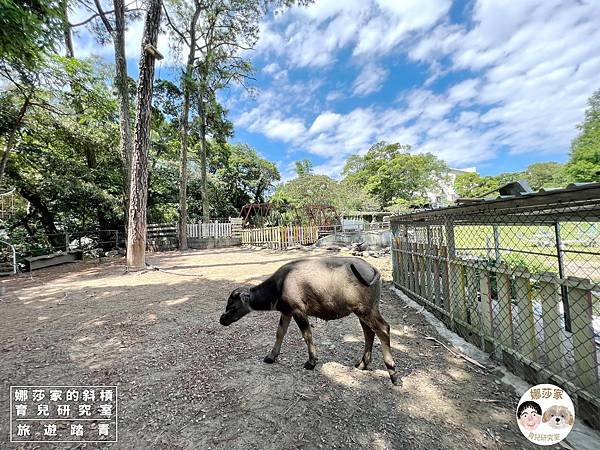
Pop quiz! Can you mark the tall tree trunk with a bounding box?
[199,101,209,223]
[178,6,201,250]
[112,0,133,236]
[0,96,30,184]
[126,0,162,268]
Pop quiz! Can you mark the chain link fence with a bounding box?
[390,183,600,430]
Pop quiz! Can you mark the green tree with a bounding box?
[295,159,313,177]
[0,0,65,70]
[3,58,122,246]
[453,172,503,198]
[272,174,377,213]
[565,89,600,182]
[190,142,280,218]
[521,162,566,190]
[343,141,448,208]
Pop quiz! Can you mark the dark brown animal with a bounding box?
[219,256,401,385]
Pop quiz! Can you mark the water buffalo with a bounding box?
[219,256,401,385]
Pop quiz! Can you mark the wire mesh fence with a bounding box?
[390,183,600,430]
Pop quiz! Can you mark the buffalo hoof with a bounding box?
[303,360,317,370]
[263,354,276,364]
[390,373,402,386]
[355,360,368,370]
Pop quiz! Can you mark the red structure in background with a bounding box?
[239,203,275,225]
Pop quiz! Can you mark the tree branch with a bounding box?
[162,3,190,47]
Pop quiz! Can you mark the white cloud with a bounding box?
[447,78,479,103]
[262,117,306,142]
[352,64,388,96]
[256,0,450,68]
[309,112,342,134]
[262,62,280,74]
[224,0,600,175]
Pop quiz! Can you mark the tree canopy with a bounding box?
[565,89,600,182]
[343,141,448,208]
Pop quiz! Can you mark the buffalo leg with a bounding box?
[363,312,402,386]
[355,319,375,370]
[264,313,291,364]
[294,315,318,370]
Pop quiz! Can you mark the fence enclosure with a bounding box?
[240,225,319,248]
[390,183,600,430]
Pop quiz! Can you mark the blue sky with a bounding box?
[72,0,600,180]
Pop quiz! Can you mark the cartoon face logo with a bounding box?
[542,405,574,430]
[517,401,542,431]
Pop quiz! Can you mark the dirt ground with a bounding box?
[0,247,565,449]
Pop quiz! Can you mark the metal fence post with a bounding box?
[493,224,501,263]
[554,221,572,332]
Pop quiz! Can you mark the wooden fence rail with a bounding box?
[391,228,600,429]
[240,225,319,249]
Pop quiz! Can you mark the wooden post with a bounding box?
[415,242,423,297]
[539,273,564,374]
[496,268,514,350]
[513,268,538,362]
[440,245,450,314]
[449,262,467,323]
[391,227,400,285]
[425,226,434,305]
[419,239,427,299]
[410,242,418,294]
[568,277,600,392]
[400,227,409,288]
[479,269,494,339]
[433,245,441,308]
[464,265,480,329]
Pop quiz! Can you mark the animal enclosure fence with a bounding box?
[240,225,319,249]
[390,183,600,430]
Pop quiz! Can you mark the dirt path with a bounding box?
[0,248,562,449]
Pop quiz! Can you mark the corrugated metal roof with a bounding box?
[454,181,600,206]
[389,181,600,223]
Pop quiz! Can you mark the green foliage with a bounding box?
[454,172,499,198]
[343,141,448,208]
[3,58,123,239]
[186,142,280,218]
[272,174,378,213]
[455,161,569,199]
[0,0,65,70]
[521,162,566,190]
[565,89,600,182]
[294,159,313,177]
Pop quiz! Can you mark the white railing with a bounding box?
[187,221,232,239]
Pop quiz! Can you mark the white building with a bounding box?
[426,167,477,205]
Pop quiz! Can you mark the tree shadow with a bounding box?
[0,256,559,449]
